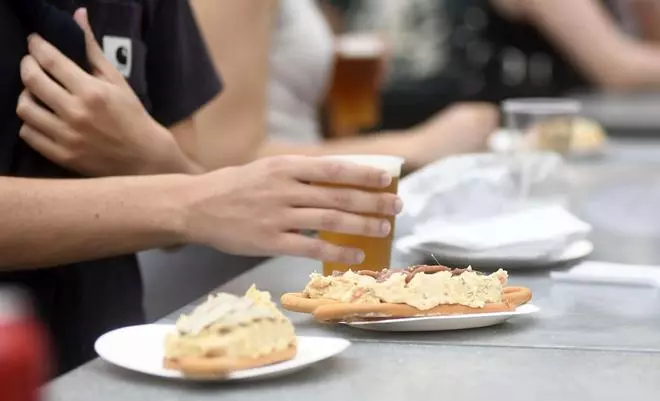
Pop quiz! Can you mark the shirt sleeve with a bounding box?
[143,0,222,127]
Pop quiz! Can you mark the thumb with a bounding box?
[73,8,124,81]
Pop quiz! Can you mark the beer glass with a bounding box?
[318,155,404,276]
[327,34,385,134]
[502,98,581,201]
[502,98,582,155]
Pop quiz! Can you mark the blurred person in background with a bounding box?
[329,0,660,129]
[191,0,499,172]
[2,1,400,375]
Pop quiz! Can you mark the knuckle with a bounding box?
[15,96,29,117]
[330,189,352,210]
[67,106,90,127]
[376,194,389,215]
[20,60,37,86]
[66,134,84,150]
[82,87,108,109]
[377,193,398,215]
[22,71,37,87]
[38,51,56,71]
[362,216,379,237]
[59,150,77,164]
[18,124,31,137]
[319,211,342,232]
[288,189,314,207]
[304,240,327,260]
[323,161,346,181]
[263,155,295,172]
[259,215,281,233]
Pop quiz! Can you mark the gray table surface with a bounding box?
[577,92,660,130]
[47,139,660,401]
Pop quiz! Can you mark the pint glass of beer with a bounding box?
[318,155,404,276]
[327,34,385,134]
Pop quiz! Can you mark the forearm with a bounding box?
[195,106,263,168]
[0,175,187,270]
[143,121,206,175]
[155,143,206,175]
[191,0,277,170]
[526,0,660,90]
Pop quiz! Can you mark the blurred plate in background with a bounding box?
[417,239,593,270]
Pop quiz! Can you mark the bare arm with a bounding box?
[167,118,205,174]
[191,0,415,163]
[0,157,408,270]
[258,101,498,171]
[520,0,660,90]
[0,175,186,270]
[190,0,278,169]
[191,0,492,170]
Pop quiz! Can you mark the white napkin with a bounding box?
[551,261,660,288]
[393,152,590,261]
[396,205,591,259]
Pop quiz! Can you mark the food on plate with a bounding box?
[525,117,607,154]
[570,117,608,153]
[164,285,296,377]
[281,265,532,322]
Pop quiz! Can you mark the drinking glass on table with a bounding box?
[327,33,386,135]
[502,98,581,201]
[502,98,582,154]
[317,155,404,276]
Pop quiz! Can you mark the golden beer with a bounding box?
[327,34,384,134]
[318,155,404,276]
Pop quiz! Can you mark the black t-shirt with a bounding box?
[331,0,598,130]
[444,0,590,104]
[0,0,221,375]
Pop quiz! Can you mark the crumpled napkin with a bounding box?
[393,152,590,262]
[396,205,591,260]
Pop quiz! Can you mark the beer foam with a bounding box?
[324,155,404,177]
[336,34,385,58]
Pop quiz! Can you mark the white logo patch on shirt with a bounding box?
[102,36,132,78]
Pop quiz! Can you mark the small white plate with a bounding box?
[342,304,540,332]
[488,128,607,158]
[95,324,351,381]
[418,240,593,270]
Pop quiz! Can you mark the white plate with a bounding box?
[95,324,351,381]
[418,240,593,270]
[488,128,606,158]
[342,304,540,332]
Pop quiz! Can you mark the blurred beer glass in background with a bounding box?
[502,98,582,155]
[318,155,404,276]
[502,98,581,201]
[327,33,386,135]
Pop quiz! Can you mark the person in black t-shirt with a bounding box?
[0,2,403,376]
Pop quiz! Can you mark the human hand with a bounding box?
[407,102,500,169]
[17,8,190,177]
[176,156,403,263]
